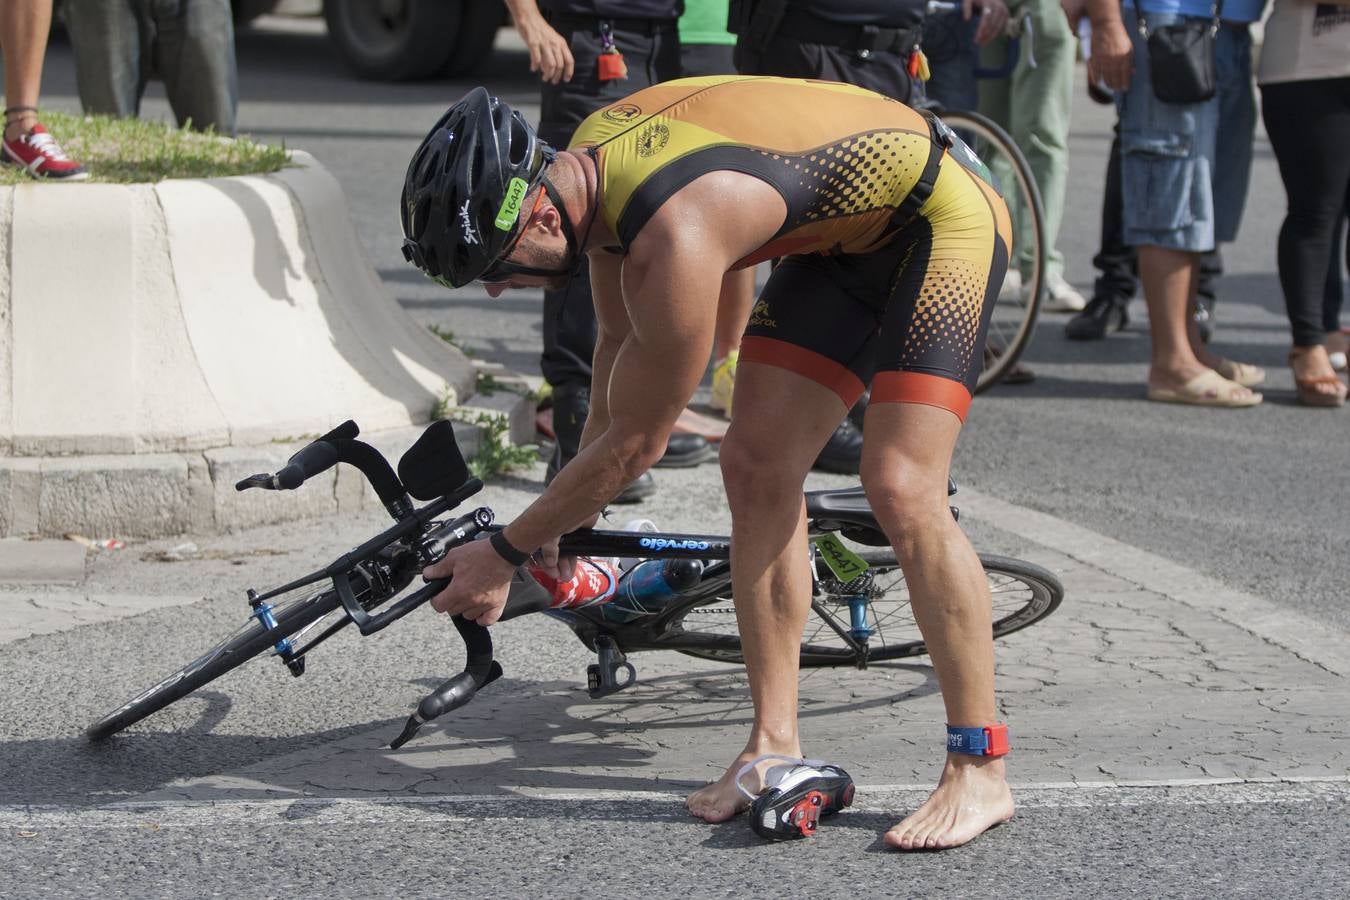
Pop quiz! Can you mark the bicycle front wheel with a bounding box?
[671,551,1062,667]
[86,588,342,741]
[939,109,1047,393]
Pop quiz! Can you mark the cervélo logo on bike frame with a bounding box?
[639,536,710,552]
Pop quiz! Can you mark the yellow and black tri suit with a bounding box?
[569,75,1012,421]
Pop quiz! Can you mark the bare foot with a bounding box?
[884,756,1014,851]
[685,750,791,823]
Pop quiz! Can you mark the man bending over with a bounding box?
[401,75,1013,850]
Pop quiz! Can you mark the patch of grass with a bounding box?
[450,409,538,480]
[0,109,288,185]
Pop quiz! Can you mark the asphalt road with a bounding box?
[5,15,1347,899]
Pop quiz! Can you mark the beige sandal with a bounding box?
[1147,369,1263,408]
[1212,358,1266,388]
[1291,348,1347,408]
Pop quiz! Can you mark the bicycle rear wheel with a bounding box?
[86,588,342,740]
[939,109,1046,393]
[671,551,1062,666]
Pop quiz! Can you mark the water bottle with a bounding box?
[602,558,703,623]
[529,557,620,610]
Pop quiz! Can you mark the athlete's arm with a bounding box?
[575,251,627,470]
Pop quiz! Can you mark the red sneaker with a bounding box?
[2,124,88,181]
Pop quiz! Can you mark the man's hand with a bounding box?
[423,538,517,626]
[505,0,575,83]
[966,0,1011,46]
[1087,8,1133,91]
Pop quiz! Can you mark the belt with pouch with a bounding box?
[763,6,922,58]
[543,11,678,35]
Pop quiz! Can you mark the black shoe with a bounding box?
[813,417,863,475]
[653,432,715,468]
[1065,295,1129,341]
[610,471,656,504]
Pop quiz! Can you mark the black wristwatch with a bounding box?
[489,530,531,567]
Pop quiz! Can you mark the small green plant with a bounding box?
[451,409,538,480]
[430,384,455,421]
[0,109,288,185]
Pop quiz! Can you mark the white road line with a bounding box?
[3,777,1347,830]
[959,487,1350,677]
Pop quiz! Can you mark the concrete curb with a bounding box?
[0,149,545,538]
[0,389,535,539]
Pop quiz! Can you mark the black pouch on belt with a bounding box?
[1137,0,1223,105]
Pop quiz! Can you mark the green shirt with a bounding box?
[678,0,735,45]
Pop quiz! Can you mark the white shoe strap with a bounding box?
[733,753,828,801]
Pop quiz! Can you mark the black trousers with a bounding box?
[1261,77,1350,346]
[537,17,681,388]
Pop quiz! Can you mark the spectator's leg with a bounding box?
[153,0,238,134]
[1193,248,1221,342]
[1065,121,1135,338]
[1327,212,1348,371]
[0,0,52,140]
[1094,123,1138,300]
[982,0,1077,308]
[1261,77,1350,400]
[1118,7,1258,404]
[1324,212,1346,333]
[62,0,145,119]
[1194,24,1257,341]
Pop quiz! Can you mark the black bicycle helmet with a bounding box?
[400,87,554,288]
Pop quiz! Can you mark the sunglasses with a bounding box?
[476,181,567,284]
[476,258,572,284]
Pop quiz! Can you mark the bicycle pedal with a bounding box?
[586,660,636,698]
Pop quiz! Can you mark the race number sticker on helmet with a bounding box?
[495,176,529,232]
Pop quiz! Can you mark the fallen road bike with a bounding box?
[87,419,1064,748]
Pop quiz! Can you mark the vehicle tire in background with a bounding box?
[325,0,462,81]
[437,0,504,77]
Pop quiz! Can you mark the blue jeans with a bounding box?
[1117,10,1255,252]
[64,0,237,135]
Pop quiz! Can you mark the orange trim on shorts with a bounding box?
[872,371,972,422]
[739,336,867,408]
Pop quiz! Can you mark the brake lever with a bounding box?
[390,614,502,750]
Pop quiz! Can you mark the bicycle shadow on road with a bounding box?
[0,661,939,810]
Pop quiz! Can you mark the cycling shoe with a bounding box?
[736,754,856,840]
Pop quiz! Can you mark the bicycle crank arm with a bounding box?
[389,614,502,750]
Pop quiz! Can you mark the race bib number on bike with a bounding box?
[811,534,869,582]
